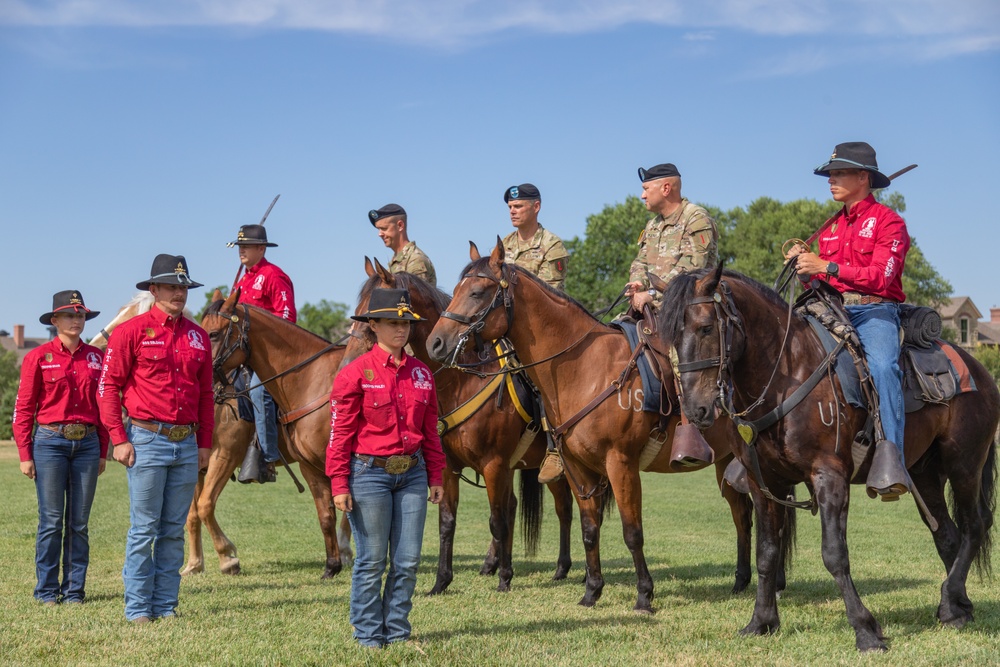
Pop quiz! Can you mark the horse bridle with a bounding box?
[438,264,517,369]
[211,304,252,387]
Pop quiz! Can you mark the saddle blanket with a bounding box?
[805,316,976,414]
[609,319,662,413]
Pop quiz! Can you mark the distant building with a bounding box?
[939,297,981,349]
[977,307,1000,348]
[0,324,54,367]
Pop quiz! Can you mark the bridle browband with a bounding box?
[438,263,517,370]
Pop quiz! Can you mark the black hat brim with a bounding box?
[814,160,891,189]
[136,278,205,291]
[40,309,101,325]
[227,241,278,248]
[350,313,422,323]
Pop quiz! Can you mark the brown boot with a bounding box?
[669,424,715,471]
[260,461,277,484]
[865,440,909,501]
[537,450,564,484]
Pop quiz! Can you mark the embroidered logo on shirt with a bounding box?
[146,328,155,337]
[364,369,375,381]
[891,240,900,253]
[885,257,895,278]
[87,351,102,370]
[188,330,206,351]
[45,352,53,362]
[412,367,433,391]
[253,274,265,290]
[859,217,876,239]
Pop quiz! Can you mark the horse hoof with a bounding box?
[496,583,511,593]
[221,562,241,576]
[858,639,887,653]
[321,563,343,580]
[552,569,569,581]
[633,605,654,615]
[578,597,597,608]
[180,564,203,576]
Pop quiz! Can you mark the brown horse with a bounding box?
[343,259,576,593]
[92,294,352,576]
[427,240,763,613]
[658,265,998,651]
[201,290,350,579]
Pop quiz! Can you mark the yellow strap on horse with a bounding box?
[438,372,505,435]
[498,342,533,424]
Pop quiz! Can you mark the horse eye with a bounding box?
[699,325,715,337]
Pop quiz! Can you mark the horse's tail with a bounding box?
[781,488,798,573]
[966,434,997,579]
[601,481,617,518]
[519,468,544,558]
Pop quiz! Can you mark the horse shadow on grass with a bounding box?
[416,612,654,643]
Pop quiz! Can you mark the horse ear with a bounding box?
[212,288,224,302]
[222,287,240,314]
[364,256,375,278]
[373,257,395,286]
[489,236,506,272]
[695,263,724,296]
[648,272,667,294]
[469,241,481,261]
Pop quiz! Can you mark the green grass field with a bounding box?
[1,442,998,666]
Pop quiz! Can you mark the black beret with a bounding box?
[503,183,541,203]
[638,163,681,182]
[368,203,407,226]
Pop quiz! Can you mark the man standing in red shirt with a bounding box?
[229,224,296,481]
[787,142,911,501]
[99,254,214,623]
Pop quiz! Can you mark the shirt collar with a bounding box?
[246,256,272,275]
[844,194,877,221]
[370,342,408,369]
[149,303,184,328]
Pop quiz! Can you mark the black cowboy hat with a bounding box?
[136,254,204,291]
[227,224,277,247]
[39,290,100,325]
[814,142,891,189]
[351,288,423,322]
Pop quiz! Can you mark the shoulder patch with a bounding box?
[637,229,646,245]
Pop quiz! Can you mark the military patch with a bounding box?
[831,223,838,233]
[637,229,646,245]
[364,369,375,381]
[45,353,53,362]
[146,328,155,337]
[556,259,564,273]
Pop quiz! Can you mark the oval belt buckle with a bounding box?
[384,455,411,475]
[63,424,87,440]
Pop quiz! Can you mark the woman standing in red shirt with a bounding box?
[327,288,445,649]
[12,291,109,606]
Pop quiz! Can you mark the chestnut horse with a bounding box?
[343,259,576,593]
[200,290,350,579]
[658,266,998,651]
[92,293,352,577]
[427,240,765,613]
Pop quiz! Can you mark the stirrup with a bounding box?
[669,424,715,471]
[865,439,909,501]
[722,457,750,494]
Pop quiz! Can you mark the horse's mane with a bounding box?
[660,267,788,344]
[459,257,601,324]
[206,299,334,345]
[358,271,452,316]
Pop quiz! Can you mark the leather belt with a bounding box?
[39,423,96,441]
[131,418,197,442]
[354,453,419,475]
[842,292,896,306]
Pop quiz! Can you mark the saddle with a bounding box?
[608,317,667,414]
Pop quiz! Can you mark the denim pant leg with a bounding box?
[848,303,905,458]
[61,433,100,602]
[151,436,198,618]
[346,457,392,647]
[249,373,280,463]
[32,429,70,603]
[383,459,429,644]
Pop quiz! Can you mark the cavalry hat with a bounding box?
[814,142,891,189]
[503,183,541,203]
[136,254,204,291]
[351,288,423,322]
[369,203,407,226]
[227,224,277,247]
[638,163,681,182]
[39,290,100,325]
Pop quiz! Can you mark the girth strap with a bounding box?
[278,395,329,424]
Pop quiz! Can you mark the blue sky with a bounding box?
[2,1,998,338]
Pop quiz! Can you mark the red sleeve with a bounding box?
[12,349,42,461]
[326,366,362,496]
[420,375,446,488]
[98,327,132,446]
[196,327,215,449]
[268,269,296,323]
[837,214,909,295]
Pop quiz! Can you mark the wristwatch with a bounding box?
[647,289,656,297]
[826,262,839,276]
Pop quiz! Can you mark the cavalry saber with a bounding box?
[804,164,918,246]
[232,194,281,290]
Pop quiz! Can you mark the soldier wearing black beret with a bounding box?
[369,204,437,287]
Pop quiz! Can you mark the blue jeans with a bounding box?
[847,303,905,459]
[346,454,428,647]
[249,372,279,463]
[32,428,100,603]
[122,424,199,620]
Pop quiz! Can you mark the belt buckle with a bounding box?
[167,426,192,442]
[384,455,412,475]
[63,424,87,440]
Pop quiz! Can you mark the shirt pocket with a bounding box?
[42,367,67,383]
[139,347,168,380]
[411,392,434,427]
[362,391,396,430]
[853,235,876,257]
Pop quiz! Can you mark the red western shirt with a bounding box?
[818,195,910,302]
[325,345,446,496]
[98,305,215,449]
[13,338,111,461]
[235,257,297,322]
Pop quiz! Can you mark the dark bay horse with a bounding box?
[343,259,576,592]
[202,290,351,579]
[93,294,352,576]
[658,265,998,651]
[427,240,763,613]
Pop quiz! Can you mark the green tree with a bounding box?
[196,285,230,320]
[564,195,648,311]
[972,346,1000,383]
[0,349,20,439]
[298,300,351,342]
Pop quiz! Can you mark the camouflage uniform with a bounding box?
[502,225,569,291]
[389,241,437,287]
[629,199,718,306]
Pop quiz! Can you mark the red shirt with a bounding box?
[12,338,111,461]
[325,345,446,496]
[98,305,215,449]
[234,257,296,322]
[818,195,910,302]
